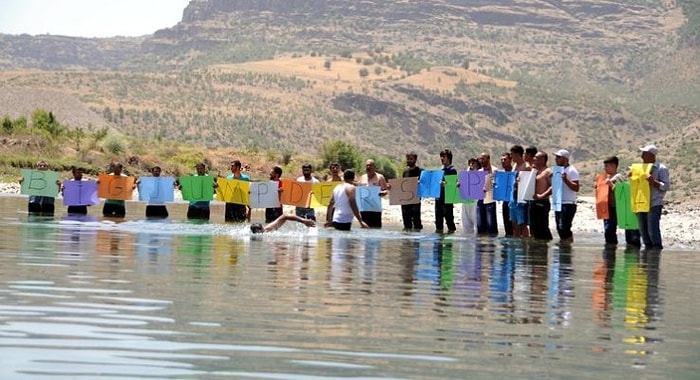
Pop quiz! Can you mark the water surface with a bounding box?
[1,196,698,379]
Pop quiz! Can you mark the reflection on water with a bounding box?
[0,196,698,379]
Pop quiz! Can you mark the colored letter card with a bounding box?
[20,169,59,197]
[388,177,419,205]
[62,180,100,206]
[281,179,312,207]
[356,185,382,212]
[249,182,280,208]
[179,176,214,202]
[418,170,442,198]
[216,178,250,205]
[458,171,486,200]
[138,177,175,203]
[98,174,135,200]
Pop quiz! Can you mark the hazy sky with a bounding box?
[0,0,191,38]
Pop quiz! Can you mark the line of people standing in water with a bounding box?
[395,144,668,250]
[18,142,670,249]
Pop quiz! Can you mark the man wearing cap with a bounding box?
[636,144,670,249]
[554,149,579,243]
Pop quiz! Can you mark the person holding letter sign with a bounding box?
[266,166,284,223]
[554,150,579,243]
[101,162,133,218]
[225,160,251,223]
[137,166,171,219]
[477,152,499,236]
[401,152,423,231]
[499,152,514,237]
[181,162,216,221]
[461,158,482,235]
[358,159,389,228]
[435,149,457,234]
[635,145,670,249]
[597,156,640,246]
[509,145,531,238]
[18,160,60,215]
[61,166,99,215]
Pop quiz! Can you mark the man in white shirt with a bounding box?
[554,149,580,243]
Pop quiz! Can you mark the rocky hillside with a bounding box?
[1,0,699,201]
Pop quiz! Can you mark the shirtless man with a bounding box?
[357,159,389,228]
[530,152,553,240]
[327,162,342,182]
[509,145,531,238]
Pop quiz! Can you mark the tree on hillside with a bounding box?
[2,116,13,134]
[32,109,67,138]
[319,140,362,172]
[368,155,398,180]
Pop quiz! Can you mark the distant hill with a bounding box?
[1,0,699,202]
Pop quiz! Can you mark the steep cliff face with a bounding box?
[0,0,676,71]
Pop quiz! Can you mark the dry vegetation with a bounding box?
[2,0,700,204]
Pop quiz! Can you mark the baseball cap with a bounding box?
[554,149,571,159]
[639,144,658,155]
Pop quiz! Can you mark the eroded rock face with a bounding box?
[0,0,673,70]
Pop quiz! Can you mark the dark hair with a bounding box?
[501,152,511,158]
[302,163,312,170]
[468,158,481,169]
[525,146,538,156]
[536,152,548,164]
[510,145,524,156]
[343,169,355,181]
[250,223,264,234]
[439,149,452,160]
[406,152,418,159]
[272,166,283,176]
[329,162,340,168]
[230,160,242,168]
[603,156,619,166]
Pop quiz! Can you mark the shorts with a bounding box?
[103,203,126,218]
[509,201,527,225]
[146,205,169,218]
[187,205,210,220]
[332,221,352,231]
[265,207,284,223]
[360,211,382,228]
[225,203,247,222]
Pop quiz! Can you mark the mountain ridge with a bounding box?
[1,0,699,201]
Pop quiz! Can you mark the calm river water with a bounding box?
[0,195,698,379]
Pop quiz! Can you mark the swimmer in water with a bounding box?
[250,214,316,234]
